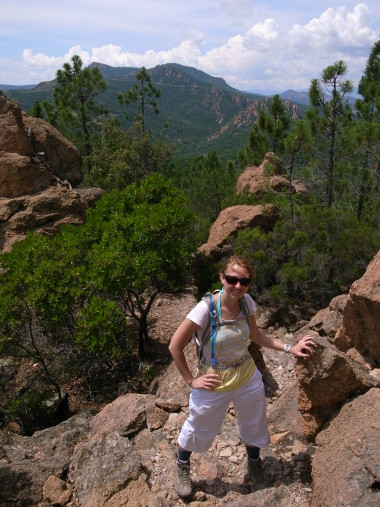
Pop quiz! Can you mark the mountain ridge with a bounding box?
[3,63,307,162]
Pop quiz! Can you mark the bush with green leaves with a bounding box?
[232,205,379,308]
[85,120,173,190]
[0,173,194,428]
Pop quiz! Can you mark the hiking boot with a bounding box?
[247,457,267,491]
[173,459,192,498]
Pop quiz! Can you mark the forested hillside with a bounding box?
[6,62,306,163]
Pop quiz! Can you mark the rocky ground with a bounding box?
[144,288,315,506]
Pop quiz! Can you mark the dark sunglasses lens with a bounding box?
[225,275,238,284]
[224,275,251,286]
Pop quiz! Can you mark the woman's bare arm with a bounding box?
[249,314,316,358]
[169,318,221,390]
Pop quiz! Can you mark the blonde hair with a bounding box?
[221,255,254,281]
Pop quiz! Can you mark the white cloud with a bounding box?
[290,3,377,52]
[247,19,279,41]
[4,3,380,92]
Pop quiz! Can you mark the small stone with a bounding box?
[43,475,71,506]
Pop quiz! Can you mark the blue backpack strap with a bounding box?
[194,291,220,362]
[209,293,217,366]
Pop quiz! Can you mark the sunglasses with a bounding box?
[223,274,251,287]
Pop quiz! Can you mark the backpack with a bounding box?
[194,289,251,364]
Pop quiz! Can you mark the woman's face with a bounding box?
[220,263,251,299]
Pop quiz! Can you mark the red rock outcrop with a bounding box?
[334,250,380,362]
[0,91,82,198]
[236,152,308,200]
[23,114,82,188]
[0,91,103,252]
[294,335,378,441]
[198,203,278,257]
[0,187,104,253]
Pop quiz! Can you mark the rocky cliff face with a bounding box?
[0,91,103,252]
[0,252,379,506]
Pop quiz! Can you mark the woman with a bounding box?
[169,255,316,498]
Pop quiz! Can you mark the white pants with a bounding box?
[178,367,271,453]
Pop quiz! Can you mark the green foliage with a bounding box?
[85,119,173,190]
[307,60,354,208]
[238,94,291,168]
[163,151,238,244]
[232,205,380,307]
[42,55,108,160]
[29,99,43,118]
[117,66,161,133]
[0,173,194,424]
[191,253,223,299]
[76,297,128,356]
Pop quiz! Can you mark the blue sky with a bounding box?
[1,1,379,93]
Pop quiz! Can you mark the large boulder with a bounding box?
[198,203,278,257]
[294,336,378,441]
[0,91,82,198]
[335,250,380,362]
[236,152,308,199]
[312,388,380,507]
[0,186,104,252]
[23,114,82,187]
[70,432,151,506]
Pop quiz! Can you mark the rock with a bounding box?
[43,475,72,505]
[306,295,346,340]
[0,151,53,197]
[346,348,377,369]
[70,431,151,506]
[0,92,82,198]
[0,90,31,155]
[236,152,308,199]
[1,249,379,505]
[198,203,278,257]
[0,186,104,252]
[294,336,379,441]
[155,397,181,412]
[335,250,380,361]
[146,404,170,431]
[267,380,304,437]
[0,92,104,253]
[23,113,82,187]
[312,388,380,507]
[89,393,156,440]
